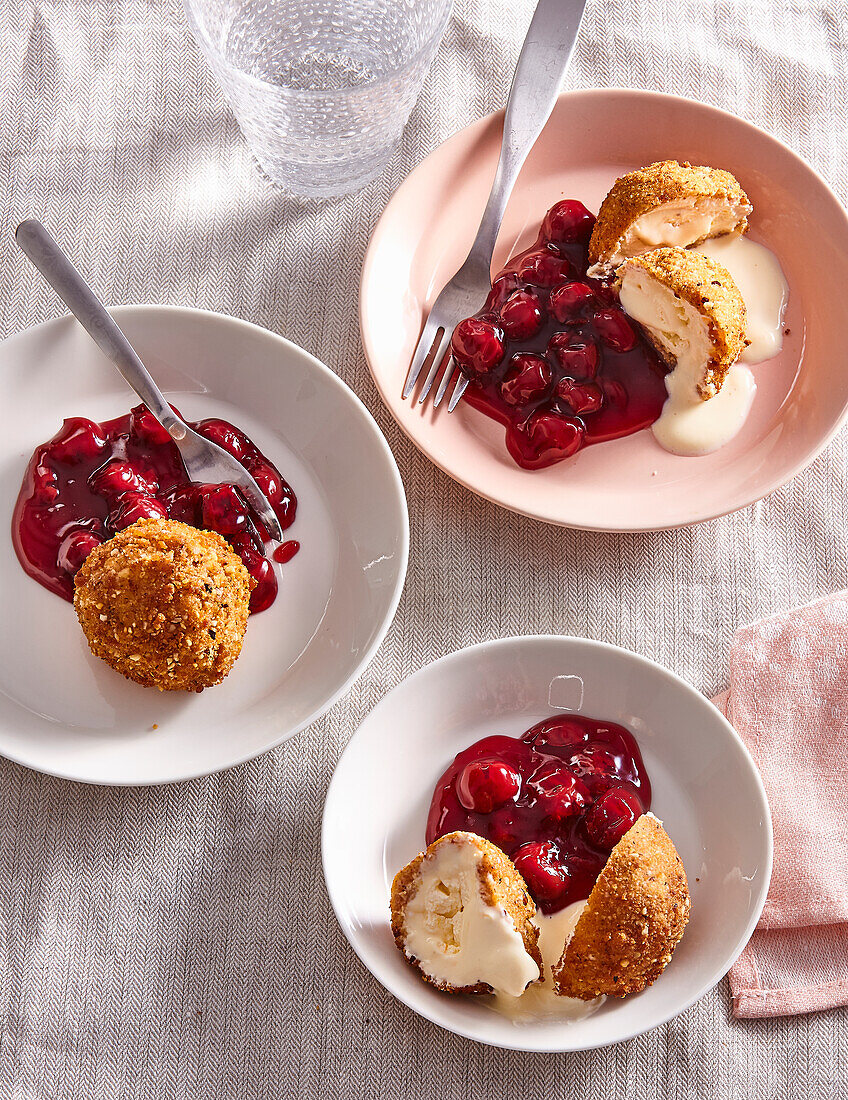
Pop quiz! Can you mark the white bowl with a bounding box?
[322,636,772,1051]
[1,306,408,784]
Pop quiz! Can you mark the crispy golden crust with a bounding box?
[621,246,747,398]
[589,160,751,269]
[74,518,253,692]
[390,831,541,995]
[553,815,690,999]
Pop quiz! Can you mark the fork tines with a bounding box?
[402,322,468,410]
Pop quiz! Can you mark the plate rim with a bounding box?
[321,633,774,1052]
[359,86,848,531]
[1,303,410,786]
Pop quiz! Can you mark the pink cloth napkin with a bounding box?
[713,591,848,1018]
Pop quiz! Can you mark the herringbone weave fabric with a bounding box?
[1,0,847,1097]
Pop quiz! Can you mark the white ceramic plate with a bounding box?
[2,306,408,784]
[322,636,772,1052]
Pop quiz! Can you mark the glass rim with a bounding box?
[182,0,454,100]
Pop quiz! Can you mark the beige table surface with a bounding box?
[1,0,846,1096]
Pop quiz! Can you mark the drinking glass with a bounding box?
[184,0,453,198]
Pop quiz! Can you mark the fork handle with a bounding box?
[15,219,188,440]
[471,0,587,270]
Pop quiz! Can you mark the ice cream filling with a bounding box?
[403,841,540,997]
[604,199,751,270]
[618,265,755,456]
[490,900,605,1022]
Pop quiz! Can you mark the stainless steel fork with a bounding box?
[16,219,284,541]
[402,0,587,411]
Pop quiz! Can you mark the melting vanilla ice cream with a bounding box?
[620,199,749,263]
[402,841,540,997]
[618,264,754,456]
[619,235,787,456]
[491,900,604,1023]
[694,234,788,364]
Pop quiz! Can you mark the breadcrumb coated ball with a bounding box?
[74,518,253,692]
[588,160,752,275]
[553,814,690,999]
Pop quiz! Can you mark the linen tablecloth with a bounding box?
[1,1,847,1096]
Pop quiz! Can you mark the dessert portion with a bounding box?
[618,246,747,399]
[74,518,252,691]
[589,160,788,457]
[427,715,651,912]
[554,814,690,999]
[12,403,298,613]
[448,159,788,468]
[450,200,668,470]
[587,161,752,277]
[390,831,541,997]
[391,716,691,1022]
[618,246,755,455]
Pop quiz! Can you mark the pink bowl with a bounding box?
[360,88,848,530]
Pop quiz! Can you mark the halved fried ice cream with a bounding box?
[553,815,690,1000]
[617,246,747,399]
[588,161,752,276]
[390,831,542,996]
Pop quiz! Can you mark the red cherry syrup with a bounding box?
[12,404,298,613]
[426,713,651,913]
[450,198,668,470]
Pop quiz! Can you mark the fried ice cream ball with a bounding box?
[588,160,752,276]
[74,517,253,692]
[390,831,542,997]
[553,814,690,1000]
[617,246,747,399]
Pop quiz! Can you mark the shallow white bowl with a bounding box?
[1,306,408,784]
[322,636,772,1051]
